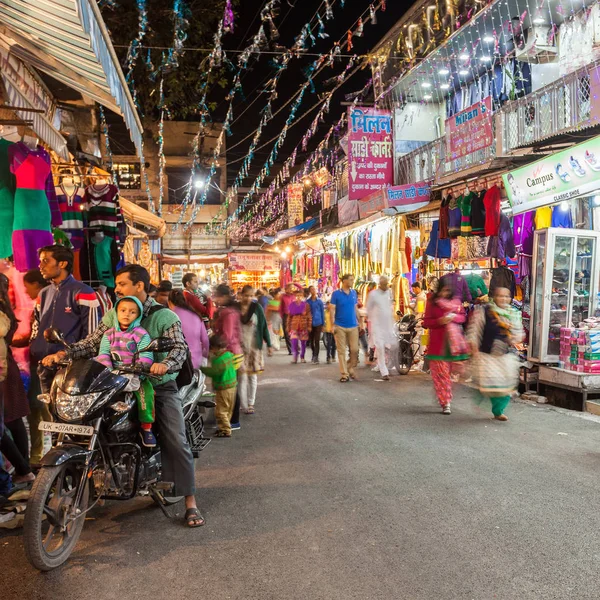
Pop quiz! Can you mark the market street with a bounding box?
[2,352,600,599]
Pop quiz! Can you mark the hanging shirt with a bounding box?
[439,195,452,239]
[551,205,573,228]
[459,192,476,236]
[470,190,486,236]
[483,185,501,236]
[448,196,462,238]
[534,206,552,229]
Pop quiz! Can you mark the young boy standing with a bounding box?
[200,335,238,438]
[96,296,156,447]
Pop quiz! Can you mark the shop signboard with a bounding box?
[229,253,279,272]
[503,135,600,215]
[445,97,493,160]
[347,107,393,201]
[337,194,359,226]
[287,183,304,228]
[358,189,387,218]
[386,181,431,213]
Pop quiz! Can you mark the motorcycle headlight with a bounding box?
[56,389,103,422]
[398,322,409,331]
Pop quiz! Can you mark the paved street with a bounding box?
[3,352,600,599]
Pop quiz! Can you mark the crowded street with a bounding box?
[3,352,600,598]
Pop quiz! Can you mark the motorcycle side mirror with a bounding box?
[44,327,68,347]
[140,337,175,353]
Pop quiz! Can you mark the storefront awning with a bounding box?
[0,0,143,156]
[120,198,166,238]
[262,218,318,245]
[0,51,68,159]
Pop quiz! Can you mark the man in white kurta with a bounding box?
[366,276,397,380]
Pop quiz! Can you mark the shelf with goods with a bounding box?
[228,270,280,292]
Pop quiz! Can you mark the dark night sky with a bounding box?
[206,0,409,186]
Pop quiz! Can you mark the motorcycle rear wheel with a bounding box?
[23,464,89,571]
[395,341,414,376]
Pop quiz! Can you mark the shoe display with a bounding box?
[569,155,586,177]
[555,163,571,183]
[584,149,600,171]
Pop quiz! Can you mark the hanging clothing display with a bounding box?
[513,211,535,282]
[80,234,120,289]
[56,182,85,250]
[448,196,462,238]
[425,220,451,258]
[439,195,451,240]
[459,192,476,236]
[551,205,573,228]
[9,142,62,272]
[487,213,516,260]
[483,185,501,236]
[0,139,15,259]
[84,183,121,240]
[490,266,516,298]
[534,206,552,229]
[470,190,486,236]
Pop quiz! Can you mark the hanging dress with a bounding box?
[84,183,121,240]
[0,139,15,259]
[56,183,85,250]
[9,142,61,272]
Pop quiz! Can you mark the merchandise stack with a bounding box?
[559,324,600,373]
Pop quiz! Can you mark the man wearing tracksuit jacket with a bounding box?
[28,245,100,466]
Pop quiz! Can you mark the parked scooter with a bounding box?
[23,328,213,571]
[393,312,422,375]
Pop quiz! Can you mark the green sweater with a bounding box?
[200,351,237,390]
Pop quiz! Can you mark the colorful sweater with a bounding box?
[30,275,100,360]
[200,351,237,390]
[96,296,153,368]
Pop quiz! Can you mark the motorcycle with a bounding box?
[23,328,214,571]
[394,312,422,375]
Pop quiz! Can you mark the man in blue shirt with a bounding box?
[329,274,360,382]
[307,286,325,364]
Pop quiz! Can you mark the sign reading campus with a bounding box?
[503,135,600,215]
[348,107,393,201]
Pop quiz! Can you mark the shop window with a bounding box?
[113,163,141,189]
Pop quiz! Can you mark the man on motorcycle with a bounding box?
[42,264,204,528]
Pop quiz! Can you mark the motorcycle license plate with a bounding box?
[38,421,94,436]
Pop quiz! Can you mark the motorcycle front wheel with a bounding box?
[395,340,414,376]
[23,464,89,571]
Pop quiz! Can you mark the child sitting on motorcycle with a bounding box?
[96,296,156,448]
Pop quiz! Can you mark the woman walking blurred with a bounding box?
[168,289,209,368]
[423,276,469,414]
[287,288,312,364]
[467,287,524,421]
[266,288,283,351]
[239,286,272,414]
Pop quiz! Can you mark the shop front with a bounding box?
[502,134,600,411]
[227,252,281,292]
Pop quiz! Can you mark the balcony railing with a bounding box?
[499,62,596,153]
[395,127,496,185]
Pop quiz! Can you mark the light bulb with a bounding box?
[423,94,432,100]
[480,56,491,62]
[193,179,205,190]
[459,53,469,61]
[440,83,450,90]
[280,251,287,259]
[560,201,569,211]
[438,68,450,75]
[483,35,494,43]
[421,82,432,88]
[459,69,469,76]
[285,246,291,252]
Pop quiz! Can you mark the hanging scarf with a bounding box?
[240,301,257,325]
[436,297,468,356]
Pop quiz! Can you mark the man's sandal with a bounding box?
[340,376,349,383]
[185,508,205,528]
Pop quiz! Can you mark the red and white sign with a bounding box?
[348,107,393,201]
[386,181,431,212]
[445,97,493,160]
[358,189,387,218]
[228,253,279,272]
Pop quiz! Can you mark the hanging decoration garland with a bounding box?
[203,0,353,232]
[156,76,167,217]
[124,0,149,87]
[98,106,118,190]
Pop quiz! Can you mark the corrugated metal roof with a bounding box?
[0,0,142,155]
